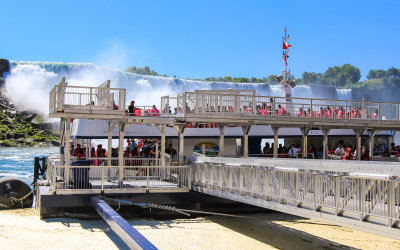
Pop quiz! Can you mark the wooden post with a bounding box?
[118,122,125,185]
[158,125,166,166]
[59,118,65,166]
[301,127,310,158]
[219,124,226,157]
[242,126,251,157]
[107,122,113,166]
[174,125,185,165]
[320,128,331,160]
[367,129,377,158]
[272,126,280,158]
[353,129,365,160]
[65,118,71,188]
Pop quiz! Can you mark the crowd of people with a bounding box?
[125,100,160,116]
[120,98,381,123]
[259,141,399,160]
[71,139,178,166]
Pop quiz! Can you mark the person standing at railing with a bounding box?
[288,145,296,158]
[335,144,345,157]
[337,106,345,119]
[96,144,106,166]
[151,105,160,116]
[297,107,304,117]
[343,146,354,160]
[371,109,378,119]
[128,100,136,116]
[165,144,177,159]
[73,144,84,159]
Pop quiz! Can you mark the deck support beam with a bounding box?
[300,127,311,159]
[64,118,71,188]
[219,124,226,157]
[272,126,280,158]
[118,122,125,185]
[157,125,166,166]
[242,126,251,157]
[174,125,185,165]
[107,122,113,166]
[320,128,331,160]
[60,118,65,166]
[353,129,365,160]
[367,129,377,158]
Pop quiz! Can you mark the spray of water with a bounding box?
[4,61,353,118]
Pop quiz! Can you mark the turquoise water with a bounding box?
[0,147,58,185]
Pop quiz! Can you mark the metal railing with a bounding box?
[49,84,126,114]
[161,90,400,121]
[191,155,400,239]
[46,157,190,193]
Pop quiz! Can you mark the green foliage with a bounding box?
[367,69,386,79]
[322,64,361,87]
[125,66,160,76]
[0,140,16,147]
[204,74,278,84]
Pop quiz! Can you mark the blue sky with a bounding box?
[2,0,399,80]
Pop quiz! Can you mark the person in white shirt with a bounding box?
[335,144,345,157]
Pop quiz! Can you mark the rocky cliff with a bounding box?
[0,59,58,147]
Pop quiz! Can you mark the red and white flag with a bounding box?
[283,40,292,49]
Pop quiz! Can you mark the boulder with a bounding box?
[0,59,9,77]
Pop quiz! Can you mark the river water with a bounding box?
[0,147,58,185]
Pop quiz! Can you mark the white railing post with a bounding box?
[146,165,150,191]
[101,167,104,192]
[52,164,57,193]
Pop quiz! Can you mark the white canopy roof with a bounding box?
[71,119,392,139]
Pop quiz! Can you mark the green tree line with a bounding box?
[125,64,400,90]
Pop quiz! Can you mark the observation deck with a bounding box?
[49,80,400,130]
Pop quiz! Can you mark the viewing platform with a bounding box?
[36,79,400,241]
[49,79,400,130]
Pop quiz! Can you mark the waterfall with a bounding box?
[4,61,352,115]
[335,89,352,100]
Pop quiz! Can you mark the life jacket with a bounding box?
[134,109,142,116]
[97,148,106,158]
[371,113,378,118]
[337,109,344,119]
[279,107,286,116]
[151,107,160,116]
[245,107,253,112]
[343,148,353,160]
[261,109,269,116]
[297,111,303,117]
[351,110,357,119]
[227,106,234,112]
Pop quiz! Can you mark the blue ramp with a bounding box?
[90,196,157,250]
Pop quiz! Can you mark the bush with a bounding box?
[0,140,17,147]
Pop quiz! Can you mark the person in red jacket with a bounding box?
[343,146,354,160]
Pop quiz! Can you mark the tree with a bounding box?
[367,69,386,79]
[386,67,400,79]
[125,66,159,76]
[264,75,279,84]
[302,72,323,84]
[322,64,361,87]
